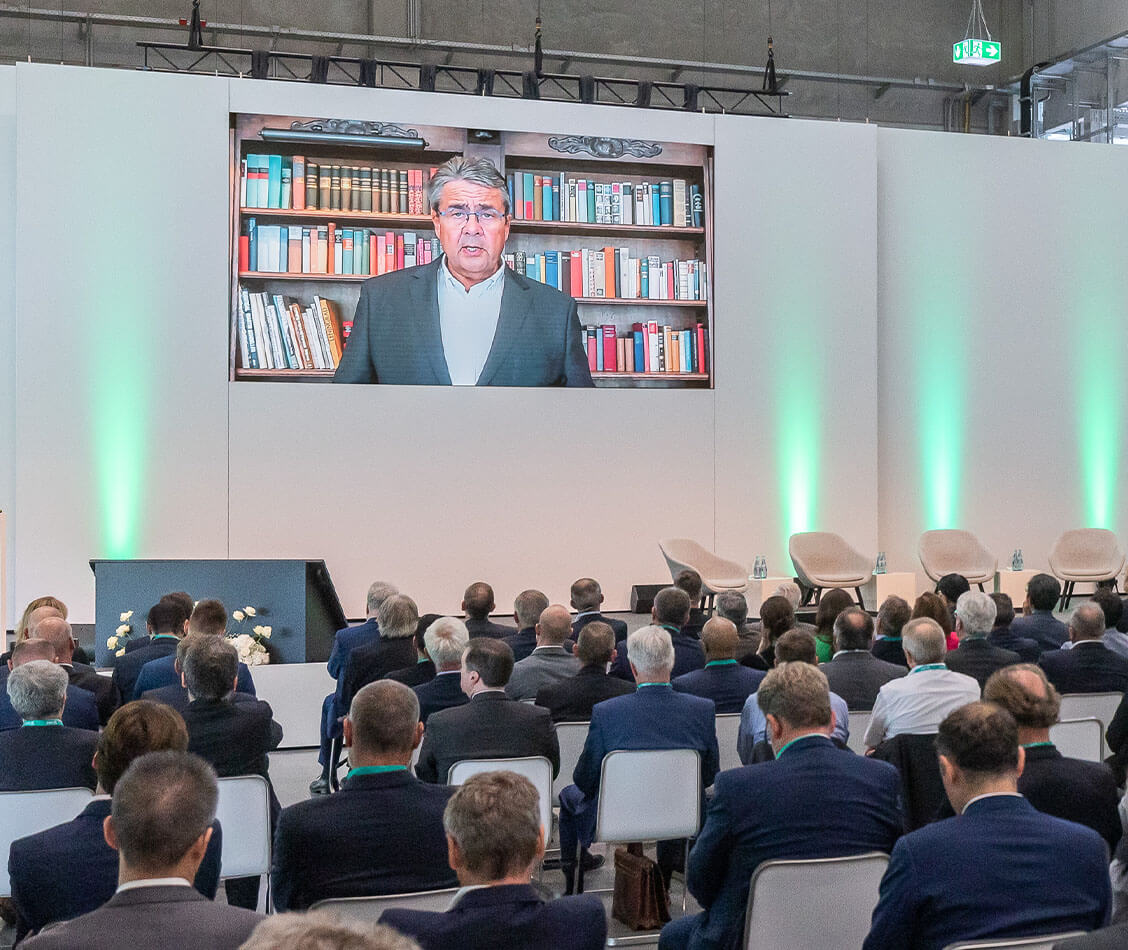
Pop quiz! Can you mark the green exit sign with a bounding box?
[953,38,1001,65]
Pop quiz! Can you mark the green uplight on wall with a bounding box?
[779,368,820,544]
[919,371,964,529]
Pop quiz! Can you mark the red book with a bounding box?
[569,251,583,298]
[586,328,598,372]
[696,323,706,375]
[385,231,395,273]
[238,235,249,272]
[603,247,616,300]
[666,264,675,300]
[370,233,378,275]
[327,223,336,274]
[602,325,617,371]
[396,234,405,271]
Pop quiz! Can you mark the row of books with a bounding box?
[240,154,437,214]
[507,172,703,228]
[502,249,707,302]
[236,288,350,371]
[241,221,440,276]
[586,323,707,374]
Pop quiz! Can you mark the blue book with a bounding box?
[342,229,354,275]
[545,251,559,290]
[586,180,596,222]
[359,228,370,275]
[596,332,604,371]
[640,258,649,298]
[247,217,257,271]
[681,330,691,372]
[659,181,673,226]
[633,328,644,371]
[523,173,535,216]
[525,253,538,281]
[651,186,662,226]
[267,154,282,209]
[506,174,515,213]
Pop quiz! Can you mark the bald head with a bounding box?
[10,638,56,669]
[536,605,573,646]
[983,663,1061,736]
[701,617,738,662]
[1069,603,1106,643]
[26,605,64,639]
[34,617,75,662]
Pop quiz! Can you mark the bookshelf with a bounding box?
[230,114,713,388]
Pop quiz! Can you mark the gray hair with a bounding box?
[902,617,947,665]
[426,156,511,215]
[444,771,541,878]
[955,591,997,638]
[367,581,399,616]
[756,661,832,729]
[626,625,675,678]
[424,616,470,667]
[772,582,803,610]
[715,591,749,626]
[378,594,419,640]
[1069,602,1106,641]
[240,912,421,950]
[7,660,68,720]
[514,589,549,629]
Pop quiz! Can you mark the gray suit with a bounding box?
[333,259,594,386]
[506,646,581,701]
[819,651,907,711]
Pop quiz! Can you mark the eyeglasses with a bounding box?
[435,207,508,225]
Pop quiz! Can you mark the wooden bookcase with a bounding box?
[230,113,714,388]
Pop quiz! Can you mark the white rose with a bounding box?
[119,610,133,622]
[106,636,118,649]
[244,607,257,617]
[116,624,130,636]
[115,648,126,657]
[232,610,245,622]
[259,626,271,639]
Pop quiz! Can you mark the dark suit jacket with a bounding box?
[0,724,98,791]
[110,636,178,709]
[572,613,629,643]
[141,683,260,716]
[819,651,907,710]
[0,684,99,732]
[381,883,606,950]
[682,608,708,641]
[1017,743,1121,851]
[871,637,909,667]
[863,795,1110,950]
[687,735,903,950]
[1056,923,1128,950]
[944,637,1022,689]
[672,662,765,714]
[272,769,457,912]
[1012,610,1070,652]
[415,691,559,783]
[465,617,518,639]
[9,798,223,941]
[327,618,380,680]
[989,625,1042,662]
[65,663,119,725]
[535,665,634,722]
[387,658,437,688]
[333,260,594,387]
[339,637,418,712]
[132,653,255,700]
[18,884,263,949]
[610,627,705,682]
[414,671,468,725]
[1039,641,1128,694]
[503,627,539,662]
[1106,692,1128,761]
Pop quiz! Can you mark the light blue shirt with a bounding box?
[436,256,506,385]
[737,690,849,763]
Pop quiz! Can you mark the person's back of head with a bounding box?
[188,599,227,637]
[514,589,549,630]
[833,607,874,652]
[1090,588,1124,630]
[347,680,421,762]
[159,593,193,637]
[147,599,183,637]
[626,625,676,681]
[17,596,67,642]
[462,637,515,689]
[463,582,495,620]
[241,912,421,950]
[28,617,74,662]
[569,578,603,614]
[423,617,470,671]
[775,630,818,665]
[378,594,420,640]
[989,593,1015,628]
[701,617,738,662]
[674,569,704,606]
[901,617,947,667]
[7,660,68,720]
[877,595,911,640]
[756,661,833,734]
[912,591,953,635]
[366,581,399,618]
[937,573,971,607]
[1069,603,1106,642]
[759,596,796,642]
[715,591,749,627]
[772,582,803,610]
[443,771,544,885]
[955,591,997,639]
[535,605,572,646]
[1027,573,1061,612]
[982,664,1060,732]
[96,700,190,794]
[576,622,615,667]
[10,638,55,667]
[935,701,1020,811]
[182,636,238,702]
[653,587,692,628]
[814,589,854,636]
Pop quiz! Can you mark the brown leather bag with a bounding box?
[611,843,671,930]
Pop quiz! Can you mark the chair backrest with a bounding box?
[658,538,708,582]
[1058,692,1123,756]
[0,786,93,897]
[846,711,872,755]
[1048,528,1124,576]
[716,714,742,774]
[215,775,272,879]
[447,756,553,839]
[918,529,997,583]
[1049,717,1103,763]
[594,748,701,844]
[311,887,460,922]
[658,539,748,592]
[742,852,889,950]
[788,532,871,585]
[941,932,1087,950]
[553,721,590,797]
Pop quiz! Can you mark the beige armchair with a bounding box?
[918,529,996,591]
[657,539,749,611]
[788,532,873,609]
[1047,528,1125,609]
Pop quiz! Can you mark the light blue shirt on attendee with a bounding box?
[737,690,849,763]
[436,256,506,385]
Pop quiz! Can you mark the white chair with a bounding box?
[553,721,590,798]
[1048,528,1126,609]
[448,756,554,842]
[788,532,873,608]
[716,714,742,774]
[0,787,93,897]
[1058,692,1123,756]
[1049,717,1103,762]
[311,887,460,922]
[846,711,872,755]
[941,933,1086,950]
[918,529,997,591]
[215,775,272,912]
[658,539,749,610]
[743,852,889,949]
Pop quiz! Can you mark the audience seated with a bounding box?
[673,569,708,639]
[272,681,458,911]
[715,591,759,661]
[1091,588,1128,660]
[0,638,99,731]
[812,588,854,664]
[503,590,549,662]
[2,597,86,666]
[569,577,628,642]
[659,662,903,950]
[740,595,793,671]
[381,771,606,950]
[944,591,1021,688]
[987,592,1041,662]
[558,625,719,893]
[819,607,905,710]
[121,592,193,653]
[415,638,559,784]
[241,911,422,950]
[386,613,443,687]
[111,599,190,707]
[611,587,705,681]
[863,618,979,750]
[1010,573,1069,652]
[911,591,957,652]
[1038,602,1128,694]
[142,634,260,715]
[20,751,263,949]
[871,595,911,667]
[0,660,97,790]
[534,622,632,722]
[936,573,971,648]
[339,596,423,713]
[863,703,1110,950]
[461,582,517,639]
[413,617,471,724]
[8,701,223,941]
[763,582,818,638]
[672,617,764,713]
[982,665,1121,850]
[506,605,581,700]
[36,616,118,725]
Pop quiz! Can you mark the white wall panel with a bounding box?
[0,66,15,630]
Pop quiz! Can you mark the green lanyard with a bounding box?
[346,765,408,778]
[706,660,738,668]
[22,719,63,727]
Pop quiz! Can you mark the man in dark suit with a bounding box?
[0,660,97,790]
[863,702,1110,950]
[382,771,605,950]
[139,632,258,715]
[1011,573,1070,652]
[559,625,719,893]
[673,617,765,713]
[338,595,422,714]
[20,750,262,949]
[674,569,709,639]
[506,605,581,701]
[9,701,223,942]
[945,591,1022,689]
[715,591,761,661]
[610,587,705,682]
[0,638,99,731]
[1092,588,1128,660]
[416,637,558,784]
[504,589,549,662]
[37,616,119,724]
[110,599,183,711]
[871,595,911,667]
[118,591,192,654]
[570,577,628,643]
[387,613,443,687]
[413,617,471,724]
[819,607,906,710]
[1039,602,1128,694]
[983,665,1121,850]
[460,582,518,639]
[272,680,457,911]
[660,662,903,950]
[334,156,593,388]
[988,593,1041,662]
[535,622,633,722]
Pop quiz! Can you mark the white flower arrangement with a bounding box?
[107,609,136,656]
[227,606,271,665]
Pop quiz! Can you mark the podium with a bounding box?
[89,559,346,668]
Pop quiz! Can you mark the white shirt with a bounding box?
[116,877,192,893]
[863,663,980,748]
[436,256,506,385]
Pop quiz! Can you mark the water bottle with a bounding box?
[1016,548,1024,571]
[1011,549,1019,572]
[875,552,886,575]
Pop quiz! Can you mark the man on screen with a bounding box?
[334,156,593,387]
